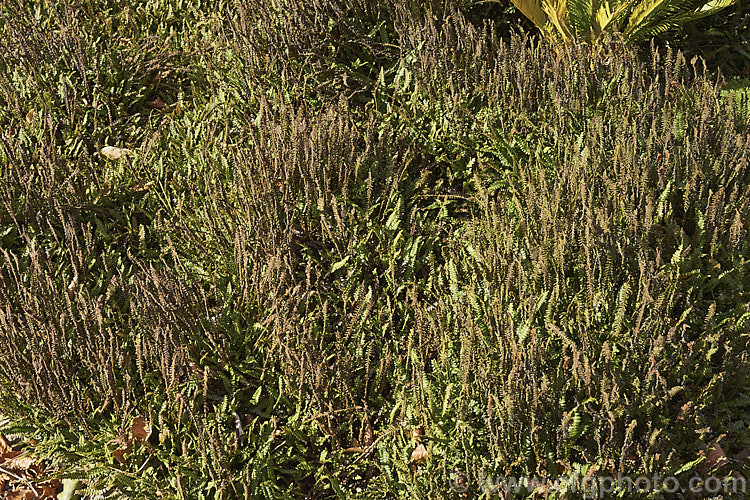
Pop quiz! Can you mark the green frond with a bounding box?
[670,0,738,22]
[568,0,596,40]
[624,0,737,41]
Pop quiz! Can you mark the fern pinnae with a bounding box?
[612,281,631,336]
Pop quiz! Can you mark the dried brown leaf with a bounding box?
[0,435,11,453]
[110,435,132,465]
[411,443,428,463]
[100,146,132,160]
[112,447,127,465]
[6,489,36,500]
[146,97,167,109]
[131,417,151,443]
[1,453,36,472]
[700,437,729,473]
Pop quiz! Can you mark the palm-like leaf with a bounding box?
[625,0,703,41]
[567,0,593,40]
[669,0,738,24]
[510,0,552,32]
[542,0,576,41]
[594,0,637,36]
[504,0,738,44]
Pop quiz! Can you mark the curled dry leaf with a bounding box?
[700,437,729,474]
[411,443,428,463]
[6,488,36,500]
[110,436,131,465]
[100,146,132,160]
[146,97,167,109]
[112,448,127,465]
[0,445,60,499]
[131,416,151,443]
[1,452,36,472]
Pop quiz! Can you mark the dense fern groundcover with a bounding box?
[0,0,749,498]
